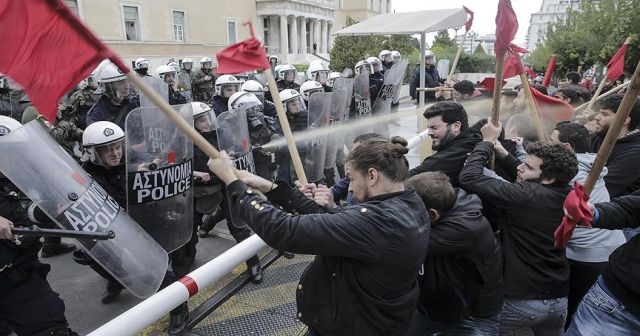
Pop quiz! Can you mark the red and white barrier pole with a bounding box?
[88,234,268,336]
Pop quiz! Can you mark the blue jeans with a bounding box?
[407,305,500,336]
[565,279,640,336]
[499,297,567,336]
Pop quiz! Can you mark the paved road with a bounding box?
[43,99,425,335]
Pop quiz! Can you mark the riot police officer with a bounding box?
[299,81,324,103]
[75,121,189,335]
[275,89,308,183]
[241,80,277,117]
[85,60,140,130]
[64,71,101,130]
[188,103,264,283]
[177,58,195,101]
[133,58,152,77]
[0,116,78,336]
[275,64,301,93]
[156,65,187,105]
[379,50,393,72]
[306,62,331,91]
[192,57,216,102]
[209,75,241,115]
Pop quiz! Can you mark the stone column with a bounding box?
[327,21,334,52]
[289,15,298,55]
[270,15,279,54]
[300,17,308,54]
[313,19,320,54]
[256,15,264,42]
[320,19,328,54]
[279,14,289,56]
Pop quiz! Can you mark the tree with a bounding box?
[432,30,456,49]
[525,42,553,72]
[540,0,640,77]
[473,44,486,55]
[330,17,419,75]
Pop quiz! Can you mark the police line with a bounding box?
[88,234,267,336]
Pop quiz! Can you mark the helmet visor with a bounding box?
[313,71,328,84]
[283,70,296,82]
[284,96,306,114]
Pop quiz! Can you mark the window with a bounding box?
[64,0,79,16]
[227,21,237,44]
[123,6,140,41]
[173,11,185,42]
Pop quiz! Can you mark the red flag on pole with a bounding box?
[0,0,114,122]
[503,52,524,79]
[494,0,518,58]
[479,77,506,92]
[606,40,630,81]
[541,55,556,87]
[554,182,593,248]
[530,87,574,121]
[463,6,474,32]
[216,22,270,75]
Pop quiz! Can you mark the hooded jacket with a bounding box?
[409,129,483,187]
[567,153,626,262]
[418,189,503,322]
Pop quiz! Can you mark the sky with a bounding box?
[392,0,544,46]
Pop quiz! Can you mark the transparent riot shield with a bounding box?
[139,77,169,108]
[177,72,193,103]
[305,93,331,183]
[372,59,409,137]
[125,105,193,253]
[217,108,254,228]
[0,121,168,298]
[353,73,371,117]
[324,78,352,178]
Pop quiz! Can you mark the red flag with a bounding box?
[479,77,506,92]
[526,67,537,79]
[494,0,518,58]
[530,86,574,121]
[0,0,113,122]
[606,40,630,81]
[502,52,524,79]
[463,6,474,32]
[554,182,593,248]
[541,55,556,87]
[216,22,270,75]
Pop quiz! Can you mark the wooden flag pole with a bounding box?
[263,68,308,184]
[574,81,630,113]
[126,72,221,161]
[491,56,505,126]
[447,32,467,82]
[583,57,640,196]
[519,74,548,141]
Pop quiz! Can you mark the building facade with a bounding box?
[526,0,599,52]
[454,32,495,56]
[64,0,391,70]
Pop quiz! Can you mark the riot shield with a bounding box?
[305,93,331,183]
[177,72,193,103]
[372,60,409,137]
[125,105,194,253]
[0,121,168,298]
[324,78,352,176]
[139,77,169,108]
[217,108,254,228]
[353,73,371,117]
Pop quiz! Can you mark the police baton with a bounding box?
[11,226,115,240]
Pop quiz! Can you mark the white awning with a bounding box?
[333,8,468,36]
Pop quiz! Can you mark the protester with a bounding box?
[208,136,429,336]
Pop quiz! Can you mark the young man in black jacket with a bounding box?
[409,101,482,186]
[209,137,429,336]
[459,122,578,336]
[406,172,503,335]
[590,94,640,197]
[565,190,640,335]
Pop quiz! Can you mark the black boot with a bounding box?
[246,255,263,284]
[167,303,189,336]
[198,207,224,238]
[101,280,123,304]
[41,237,76,258]
[282,251,295,259]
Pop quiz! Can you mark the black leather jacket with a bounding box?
[226,181,430,336]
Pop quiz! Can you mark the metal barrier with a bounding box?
[88,235,267,336]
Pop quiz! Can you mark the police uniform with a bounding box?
[65,88,100,130]
[191,69,216,103]
[177,70,194,102]
[85,95,140,130]
[209,95,230,116]
[0,178,76,336]
[275,111,308,183]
